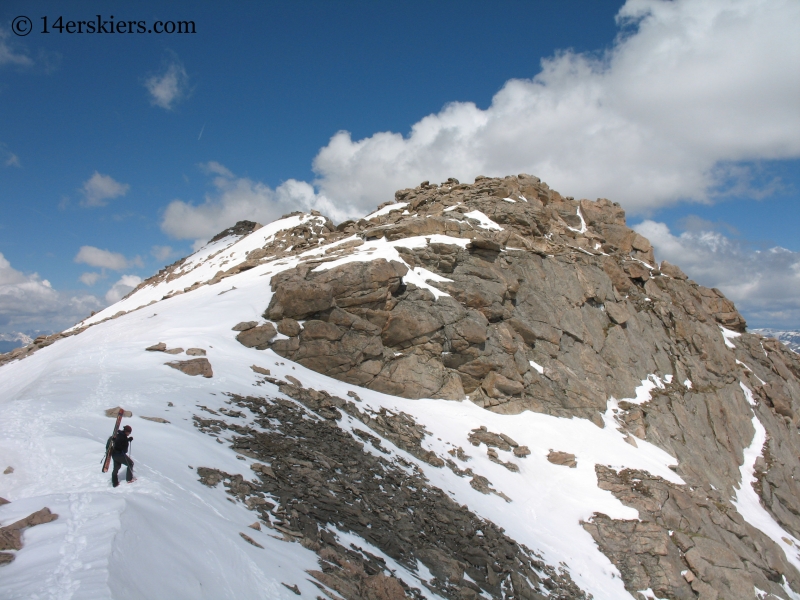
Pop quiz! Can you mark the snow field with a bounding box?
[0,231,706,600]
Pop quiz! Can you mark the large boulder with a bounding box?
[265,259,407,320]
[235,323,277,349]
[0,507,58,562]
[166,358,213,378]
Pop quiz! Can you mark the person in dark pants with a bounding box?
[111,425,134,487]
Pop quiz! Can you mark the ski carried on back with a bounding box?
[101,408,125,473]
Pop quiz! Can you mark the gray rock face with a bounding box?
[265,176,748,421]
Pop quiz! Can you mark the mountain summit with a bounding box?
[1,174,800,600]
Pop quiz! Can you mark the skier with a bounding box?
[111,425,135,487]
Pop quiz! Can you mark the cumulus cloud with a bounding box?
[81,172,130,207]
[0,252,102,331]
[157,0,800,240]
[150,245,174,262]
[201,161,234,178]
[74,246,141,270]
[79,272,101,286]
[309,0,800,215]
[635,220,800,329]
[144,53,190,110]
[160,163,339,243]
[105,275,142,304]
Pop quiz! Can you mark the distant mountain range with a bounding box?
[0,332,33,353]
[752,329,800,353]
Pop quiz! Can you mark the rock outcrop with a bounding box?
[194,392,588,599]
[226,174,800,599]
[166,358,213,378]
[256,175,749,424]
[0,507,58,565]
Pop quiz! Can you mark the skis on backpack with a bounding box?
[101,408,125,473]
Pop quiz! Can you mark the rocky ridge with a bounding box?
[214,174,800,599]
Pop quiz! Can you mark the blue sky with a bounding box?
[1,0,799,334]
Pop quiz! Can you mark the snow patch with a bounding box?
[408,267,452,299]
[622,375,666,406]
[720,326,741,349]
[737,361,767,386]
[565,208,588,234]
[733,395,800,574]
[71,213,325,330]
[463,210,503,231]
[638,589,667,600]
[739,382,757,406]
[365,202,409,219]
[311,235,469,300]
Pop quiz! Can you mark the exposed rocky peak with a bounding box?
[221,174,800,599]
[208,219,263,243]
[249,175,747,422]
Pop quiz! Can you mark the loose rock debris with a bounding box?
[194,392,588,599]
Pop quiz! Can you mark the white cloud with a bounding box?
[635,220,800,328]
[308,0,800,216]
[74,246,141,271]
[157,0,800,239]
[144,54,190,110]
[0,252,102,331]
[79,272,101,286]
[81,172,130,207]
[105,275,142,304]
[0,28,33,68]
[1,142,21,168]
[150,245,174,262]
[160,163,338,242]
[201,161,234,178]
